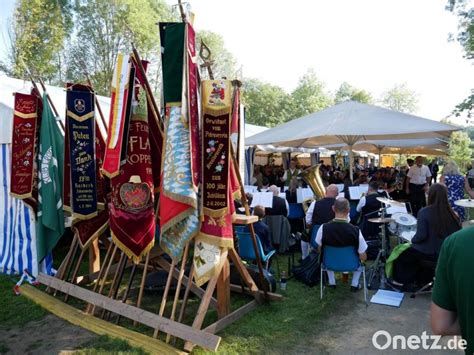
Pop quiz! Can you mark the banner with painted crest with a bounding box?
[10,92,38,199]
[193,80,241,286]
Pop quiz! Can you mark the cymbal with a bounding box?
[376,197,405,207]
[368,217,395,224]
[454,199,474,208]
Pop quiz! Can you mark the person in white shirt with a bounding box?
[316,198,368,292]
[281,159,301,187]
[406,156,431,216]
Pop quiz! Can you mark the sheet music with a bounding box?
[297,188,314,203]
[250,192,273,208]
[244,185,258,193]
[279,193,287,200]
[336,184,345,192]
[338,192,345,199]
[349,186,369,200]
[387,205,408,215]
[370,289,404,307]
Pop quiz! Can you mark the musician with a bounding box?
[315,198,368,291]
[281,159,301,186]
[392,184,461,288]
[265,185,289,217]
[285,177,299,203]
[356,181,389,240]
[253,205,273,253]
[305,184,339,228]
[406,156,431,217]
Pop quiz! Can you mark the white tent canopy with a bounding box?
[246,101,458,178]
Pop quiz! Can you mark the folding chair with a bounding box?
[320,245,368,305]
[236,231,277,271]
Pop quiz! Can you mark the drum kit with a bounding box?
[367,197,417,289]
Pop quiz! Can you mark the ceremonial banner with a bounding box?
[102,53,132,178]
[109,86,155,263]
[72,210,109,249]
[193,80,240,286]
[37,94,65,262]
[10,93,38,199]
[159,22,200,260]
[66,86,98,219]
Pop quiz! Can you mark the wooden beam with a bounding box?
[154,256,218,310]
[232,215,258,225]
[37,273,221,351]
[204,300,258,334]
[229,284,283,302]
[20,284,185,355]
[89,239,101,274]
[183,250,227,352]
[217,259,230,319]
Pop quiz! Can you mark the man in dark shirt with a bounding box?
[265,185,288,217]
[305,184,339,228]
[253,205,273,253]
[316,198,368,291]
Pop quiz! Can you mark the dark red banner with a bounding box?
[10,93,38,199]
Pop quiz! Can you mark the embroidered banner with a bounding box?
[159,22,200,261]
[102,53,132,178]
[72,210,109,250]
[10,93,38,199]
[109,86,155,263]
[66,87,98,219]
[194,80,241,286]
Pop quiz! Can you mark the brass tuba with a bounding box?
[299,164,326,213]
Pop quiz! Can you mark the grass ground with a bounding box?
[0,252,354,354]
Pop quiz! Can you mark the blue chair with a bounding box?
[310,224,321,249]
[288,203,305,219]
[320,246,368,305]
[236,231,276,270]
[234,225,248,234]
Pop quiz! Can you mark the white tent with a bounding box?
[246,101,459,179]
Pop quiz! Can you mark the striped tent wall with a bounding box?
[0,144,40,276]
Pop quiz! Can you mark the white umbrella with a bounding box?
[246,101,459,180]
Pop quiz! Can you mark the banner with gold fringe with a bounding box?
[10,92,38,199]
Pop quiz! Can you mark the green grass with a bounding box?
[0,341,9,354]
[0,252,358,354]
[0,274,48,329]
[73,335,147,355]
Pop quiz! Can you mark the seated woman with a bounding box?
[285,177,299,203]
[393,183,461,287]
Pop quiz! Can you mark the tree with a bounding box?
[334,82,373,104]
[380,83,419,113]
[448,131,472,171]
[0,0,72,81]
[197,31,237,80]
[65,0,175,95]
[290,69,332,118]
[242,78,293,127]
[447,1,473,117]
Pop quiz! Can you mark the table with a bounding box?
[454,199,474,223]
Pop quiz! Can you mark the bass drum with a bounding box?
[391,212,417,237]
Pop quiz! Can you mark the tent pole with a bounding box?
[378,147,382,168]
[348,145,354,182]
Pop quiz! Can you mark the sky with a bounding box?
[1,0,473,123]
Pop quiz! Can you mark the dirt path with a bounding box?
[0,314,96,354]
[292,291,464,354]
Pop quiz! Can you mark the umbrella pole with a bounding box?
[349,145,354,182]
[378,148,382,168]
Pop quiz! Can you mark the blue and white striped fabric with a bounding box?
[0,144,40,276]
[245,146,256,185]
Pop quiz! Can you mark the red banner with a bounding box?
[72,210,109,250]
[10,93,38,199]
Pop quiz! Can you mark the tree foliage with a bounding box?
[447,0,473,117]
[291,69,333,118]
[242,78,293,127]
[197,31,237,80]
[334,82,373,104]
[448,130,472,171]
[380,83,419,113]
[1,0,72,81]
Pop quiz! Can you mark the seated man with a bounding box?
[305,184,339,228]
[316,198,368,292]
[253,205,273,253]
[265,185,289,217]
[356,181,388,240]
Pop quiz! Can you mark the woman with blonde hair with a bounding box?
[439,161,466,220]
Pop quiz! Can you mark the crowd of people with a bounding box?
[239,156,474,351]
